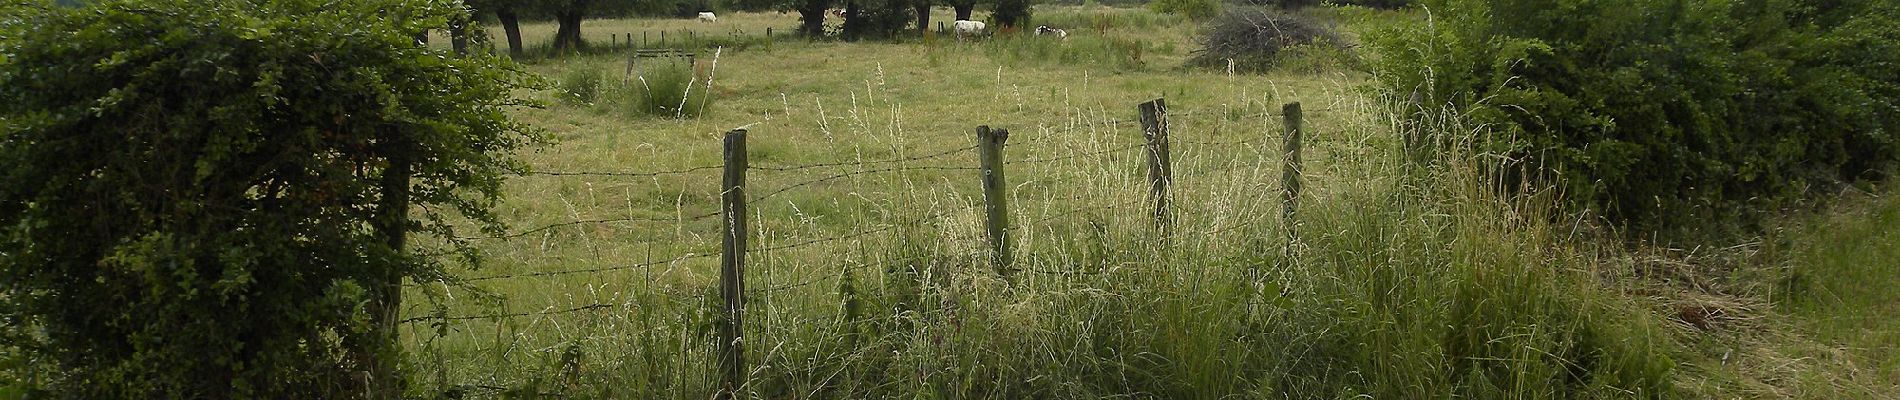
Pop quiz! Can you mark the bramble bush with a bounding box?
[1374,0,1900,237]
[1188,7,1350,73]
[0,0,538,397]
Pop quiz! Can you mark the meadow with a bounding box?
[399,6,1900,399]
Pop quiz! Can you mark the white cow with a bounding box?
[1035,25,1067,39]
[953,20,986,37]
[697,12,717,23]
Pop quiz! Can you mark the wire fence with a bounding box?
[397,100,1351,383]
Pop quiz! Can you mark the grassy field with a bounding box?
[399,6,1900,399]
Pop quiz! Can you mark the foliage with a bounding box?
[0,0,538,396]
[993,0,1032,29]
[1146,0,1220,19]
[1188,7,1346,73]
[841,0,914,40]
[621,60,714,118]
[1372,0,1900,237]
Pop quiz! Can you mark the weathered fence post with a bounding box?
[717,129,749,400]
[1138,98,1173,235]
[643,31,649,47]
[977,126,1014,277]
[1280,102,1303,248]
[368,137,413,399]
[612,33,617,47]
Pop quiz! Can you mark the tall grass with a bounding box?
[403,93,1680,398]
[617,59,714,118]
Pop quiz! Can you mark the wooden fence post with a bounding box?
[1280,102,1303,248]
[717,129,749,400]
[368,137,413,399]
[977,126,1014,277]
[1138,98,1173,235]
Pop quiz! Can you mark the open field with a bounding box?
[395,6,1899,399]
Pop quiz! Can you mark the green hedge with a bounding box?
[0,0,537,396]
[1374,0,1900,236]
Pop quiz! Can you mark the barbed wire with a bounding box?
[1005,144,1144,165]
[518,164,724,178]
[1015,198,1147,229]
[401,303,615,325]
[457,251,719,283]
[750,165,980,204]
[749,145,978,172]
[459,211,720,241]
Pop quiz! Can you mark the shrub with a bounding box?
[1187,7,1347,73]
[623,61,715,118]
[0,0,536,396]
[558,65,607,105]
[1373,0,1900,237]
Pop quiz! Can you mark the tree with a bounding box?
[949,0,975,21]
[540,0,594,52]
[0,0,539,396]
[469,0,527,57]
[913,0,932,35]
[993,0,1029,29]
[798,0,834,36]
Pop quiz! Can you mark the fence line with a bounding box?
[401,303,616,324]
[750,144,979,172]
[459,211,720,241]
[749,165,981,203]
[409,99,1327,395]
[519,164,724,178]
[457,252,719,283]
[1005,143,1144,165]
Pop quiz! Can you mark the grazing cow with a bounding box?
[1035,25,1067,39]
[953,20,986,37]
[697,12,717,23]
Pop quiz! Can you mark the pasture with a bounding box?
[395,6,1894,399]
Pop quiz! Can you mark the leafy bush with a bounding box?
[1374,0,1900,236]
[1148,0,1221,19]
[623,60,715,118]
[558,65,607,105]
[1188,7,1347,73]
[0,0,536,396]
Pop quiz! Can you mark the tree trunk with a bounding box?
[497,8,524,58]
[552,10,586,53]
[841,1,862,41]
[953,3,973,21]
[798,0,833,37]
[450,24,469,55]
[915,2,932,35]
